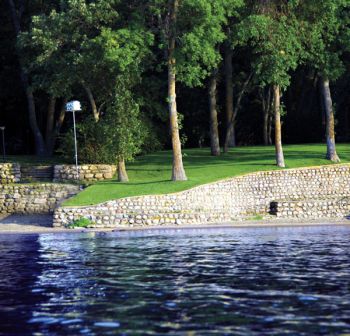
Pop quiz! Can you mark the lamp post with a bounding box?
[66,101,81,179]
[0,127,5,162]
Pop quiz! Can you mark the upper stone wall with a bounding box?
[1,163,117,184]
[53,164,350,228]
[54,164,116,182]
[0,163,21,184]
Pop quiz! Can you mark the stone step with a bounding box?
[20,165,54,182]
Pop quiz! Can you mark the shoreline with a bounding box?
[0,214,349,235]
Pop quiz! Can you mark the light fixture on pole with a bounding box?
[0,127,5,162]
[66,101,81,179]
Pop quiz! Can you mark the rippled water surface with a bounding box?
[1,225,350,335]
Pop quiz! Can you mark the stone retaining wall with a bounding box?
[54,165,350,228]
[0,163,116,183]
[0,163,21,184]
[272,197,350,219]
[0,184,80,214]
[53,165,116,182]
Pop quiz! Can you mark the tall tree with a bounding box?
[109,87,146,182]
[20,0,152,174]
[167,0,187,180]
[149,0,242,180]
[18,0,123,155]
[298,0,350,162]
[6,0,47,156]
[223,72,252,152]
[223,4,255,150]
[236,1,302,167]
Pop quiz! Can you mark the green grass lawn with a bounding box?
[64,143,350,206]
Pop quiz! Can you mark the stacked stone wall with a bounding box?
[273,197,350,219]
[54,165,116,182]
[0,163,21,184]
[0,184,80,214]
[54,165,350,228]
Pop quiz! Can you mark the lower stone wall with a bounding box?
[272,197,350,219]
[0,184,80,214]
[0,163,21,184]
[54,165,116,182]
[53,164,350,228]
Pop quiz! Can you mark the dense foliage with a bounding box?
[0,0,349,179]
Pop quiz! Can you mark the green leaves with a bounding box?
[105,87,146,162]
[94,27,153,74]
[235,7,302,88]
[297,0,350,80]
[59,86,148,164]
[150,0,243,87]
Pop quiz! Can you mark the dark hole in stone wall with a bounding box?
[270,201,278,215]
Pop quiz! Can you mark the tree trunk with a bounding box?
[263,110,269,145]
[225,45,235,148]
[45,96,56,155]
[209,72,220,156]
[83,84,99,122]
[224,73,252,153]
[47,98,67,155]
[268,112,273,145]
[7,0,46,156]
[262,86,272,146]
[27,87,47,156]
[344,102,349,141]
[118,159,129,182]
[273,84,285,167]
[320,78,340,162]
[168,0,187,181]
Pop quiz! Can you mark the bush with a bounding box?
[58,117,117,164]
[66,217,94,229]
[58,92,158,164]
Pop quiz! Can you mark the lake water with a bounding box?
[0,225,350,335]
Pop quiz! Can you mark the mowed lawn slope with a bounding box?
[65,144,350,206]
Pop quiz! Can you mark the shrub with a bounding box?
[66,217,94,229]
[58,91,156,164]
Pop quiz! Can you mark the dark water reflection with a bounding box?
[0,226,350,335]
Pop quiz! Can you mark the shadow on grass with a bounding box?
[131,146,350,169]
[95,179,172,186]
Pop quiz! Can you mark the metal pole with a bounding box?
[1,129,5,162]
[72,110,78,178]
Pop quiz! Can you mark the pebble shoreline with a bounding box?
[0,214,349,234]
